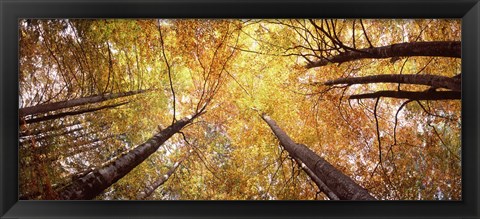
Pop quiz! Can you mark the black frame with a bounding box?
[1,0,479,218]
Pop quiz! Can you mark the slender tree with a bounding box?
[22,135,110,168]
[19,120,82,137]
[56,112,204,200]
[261,114,376,200]
[291,156,340,200]
[19,89,148,117]
[138,154,188,200]
[24,101,129,124]
[20,127,83,144]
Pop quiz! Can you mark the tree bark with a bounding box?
[20,120,82,137]
[56,112,203,200]
[20,127,83,144]
[22,137,106,168]
[291,156,339,200]
[24,101,128,124]
[305,41,460,68]
[349,90,461,100]
[324,74,461,91]
[19,89,148,117]
[138,155,187,200]
[261,114,376,200]
[21,132,124,169]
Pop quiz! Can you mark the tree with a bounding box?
[239,19,461,200]
[261,114,375,200]
[19,19,461,200]
[323,74,461,91]
[57,112,203,199]
[137,153,188,200]
[305,41,460,68]
[19,89,148,117]
[20,126,83,144]
[19,120,82,137]
[24,101,129,124]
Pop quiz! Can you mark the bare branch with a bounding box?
[157,21,177,125]
[349,90,460,101]
[306,41,461,68]
[324,74,461,91]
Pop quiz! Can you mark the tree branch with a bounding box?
[306,41,461,68]
[349,90,460,100]
[324,74,461,91]
[158,20,176,125]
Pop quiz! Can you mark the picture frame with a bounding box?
[1,0,479,218]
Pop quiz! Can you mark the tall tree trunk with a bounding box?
[261,114,376,200]
[19,89,148,117]
[20,120,83,137]
[349,90,461,100]
[323,74,461,91]
[22,136,107,168]
[305,41,460,68]
[20,127,83,144]
[56,112,203,200]
[291,156,339,200]
[138,155,187,200]
[24,101,128,124]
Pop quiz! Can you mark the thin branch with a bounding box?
[428,124,460,160]
[158,20,176,125]
[372,97,382,176]
[359,19,374,48]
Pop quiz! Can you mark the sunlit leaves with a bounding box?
[19,19,461,200]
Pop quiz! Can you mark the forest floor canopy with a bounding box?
[19,19,461,200]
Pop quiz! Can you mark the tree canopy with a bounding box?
[19,19,461,200]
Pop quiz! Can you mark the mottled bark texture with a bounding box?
[19,89,148,117]
[324,74,461,92]
[261,114,376,200]
[349,90,461,100]
[57,113,202,200]
[306,41,460,68]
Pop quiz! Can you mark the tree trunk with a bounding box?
[56,112,203,200]
[291,156,339,200]
[261,114,376,200]
[20,127,83,144]
[349,90,461,100]
[20,120,82,137]
[19,89,148,117]
[25,101,128,124]
[306,41,460,68]
[22,137,106,168]
[138,155,187,200]
[323,74,461,91]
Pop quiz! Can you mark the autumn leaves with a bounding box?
[19,19,461,200]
